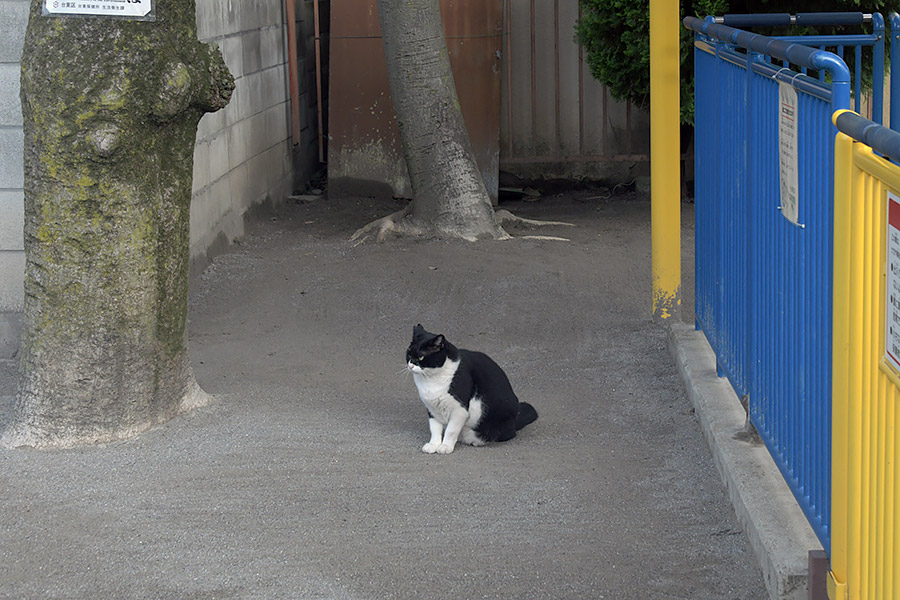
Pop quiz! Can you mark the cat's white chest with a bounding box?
[412,360,460,424]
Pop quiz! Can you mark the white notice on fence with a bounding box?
[778,81,800,225]
[885,192,900,374]
[43,0,152,18]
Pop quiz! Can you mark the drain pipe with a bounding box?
[284,0,302,147]
[314,0,324,163]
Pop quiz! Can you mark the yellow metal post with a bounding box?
[650,0,681,322]
[829,123,853,600]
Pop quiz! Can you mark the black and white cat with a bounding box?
[406,324,538,454]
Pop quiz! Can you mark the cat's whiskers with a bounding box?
[396,366,413,381]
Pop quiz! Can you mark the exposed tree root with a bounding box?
[494,209,574,242]
[516,234,573,242]
[350,207,421,245]
[494,209,575,229]
[350,207,575,244]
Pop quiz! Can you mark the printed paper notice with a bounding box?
[44,0,152,18]
[778,81,800,225]
[885,192,900,374]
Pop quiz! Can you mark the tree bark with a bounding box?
[1,1,234,448]
[365,0,508,242]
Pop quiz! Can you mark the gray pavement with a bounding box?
[1,193,770,599]
[668,324,823,600]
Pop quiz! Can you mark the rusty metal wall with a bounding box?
[327,0,502,200]
[326,1,648,196]
[500,0,649,181]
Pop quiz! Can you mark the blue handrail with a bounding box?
[707,12,885,124]
[684,16,851,114]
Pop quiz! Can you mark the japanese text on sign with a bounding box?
[778,81,800,225]
[885,192,900,374]
[44,0,153,19]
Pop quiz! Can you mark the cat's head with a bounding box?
[406,324,449,374]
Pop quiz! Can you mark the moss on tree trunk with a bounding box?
[1,0,234,448]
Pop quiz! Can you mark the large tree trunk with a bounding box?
[358,0,508,242]
[1,1,234,448]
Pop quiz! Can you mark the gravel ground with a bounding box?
[0,190,766,599]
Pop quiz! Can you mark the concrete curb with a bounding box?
[667,322,823,600]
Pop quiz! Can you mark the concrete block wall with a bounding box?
[0,1,321,357]
[191,0,299,274]
[0,0,27,357]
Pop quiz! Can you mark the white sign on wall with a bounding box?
[43,0,154,19]
[778,81,800,225]
[885,192,900,374]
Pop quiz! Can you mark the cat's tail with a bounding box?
[516,402,538,430]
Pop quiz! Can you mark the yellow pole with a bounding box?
[650,0,681,322]
[828,122,853,600]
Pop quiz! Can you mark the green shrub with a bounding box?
[576,0,887,125]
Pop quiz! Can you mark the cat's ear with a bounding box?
[431,335,445,350]
[413,324,424,335]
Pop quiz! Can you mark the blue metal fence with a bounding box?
[714,12,885,123]
[685,15,858,550]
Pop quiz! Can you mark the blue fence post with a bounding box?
[714,35,726,379]
[814,51,851,115]
[872,12,884,125]
[891,12,900,131]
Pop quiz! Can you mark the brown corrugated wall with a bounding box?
[325,0,649,198]
[327,0,502,200]
[500,0,649,181]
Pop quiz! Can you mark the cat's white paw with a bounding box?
[422,442,440,454]
[435,443,455,454]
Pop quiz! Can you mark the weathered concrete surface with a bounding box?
[0,192,767,599]
[668,323,824,600]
